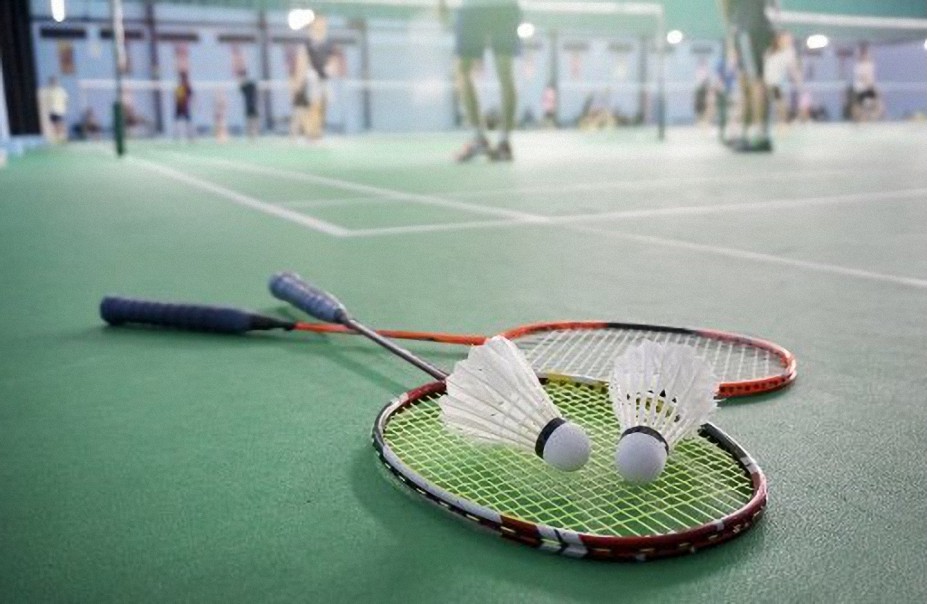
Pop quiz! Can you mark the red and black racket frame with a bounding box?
[371,376,768,562]
[498,321,797,399]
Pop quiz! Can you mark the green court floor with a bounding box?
[1,125,926,602]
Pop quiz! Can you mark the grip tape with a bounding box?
[100,296,291,334]
[268,272,349,324]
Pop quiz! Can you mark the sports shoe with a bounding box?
[490,140,513,162]
[455,136,491,162]
[733,137,773,153]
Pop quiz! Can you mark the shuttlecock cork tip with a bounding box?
[535,418,591,472]
[615,427,669,484]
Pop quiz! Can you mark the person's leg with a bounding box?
[485,3,520,160]
[457,57,484,139]
[454,56,492,161]
[753,80,768,138]
[737,72,753,138]
[752,30,774,142]
[454,5,499,161]
[492,53,516,159]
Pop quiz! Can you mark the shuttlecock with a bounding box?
[438,336,591,472]
[609,341,718,484]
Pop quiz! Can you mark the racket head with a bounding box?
[372,375,767,561]
[499,321,796,398]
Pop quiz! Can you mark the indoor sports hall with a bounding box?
[1,1,926,602]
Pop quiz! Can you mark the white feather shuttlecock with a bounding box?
[609,341,718,484]
[438,336,591,472]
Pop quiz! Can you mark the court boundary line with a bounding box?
[339,186,927,235]
[441,168,863,199]
[129,157,352,237]
[572,227,927,290]
[139,150,927,290]
[160,150,927,227]
[168,153,550,224]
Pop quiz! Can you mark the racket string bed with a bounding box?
[514,327,784,386]
[379,379,760,547]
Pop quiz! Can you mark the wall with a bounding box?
[27,1,927,135]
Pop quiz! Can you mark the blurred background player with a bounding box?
[289,45,312,140]
[173,71,195,141]
[213,90,229,142]
[763,30,802,130]
[43,76,69,144]
[306,15,335,141]
[238,70,259,138]
[443,0,521,162]
[721,0,776,152]
[693,57,716,128]
[852,43,884,122]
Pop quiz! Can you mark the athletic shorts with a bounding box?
[455,4,522,59]
[734,26,774,80]
[769,85,782,101]
[49,113,63,124]
[175,107,191,120]
[856,89,877,104]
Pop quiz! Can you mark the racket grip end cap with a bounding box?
[269,271,349,324]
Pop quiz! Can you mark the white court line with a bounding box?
[278,196,401,209]
[345,218,530,237]
[444,168,862,199]
[572,227,927,290]
[129,157,351,237]
[144,151,927,290]
[344,186,927,234]
[553,186,927,223]
[168,153,549,224]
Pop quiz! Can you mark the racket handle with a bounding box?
[269,271,349,324]
[100,296,293,334]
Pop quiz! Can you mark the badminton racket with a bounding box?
[269,271,768,560]
[100,293,796,399]
[100,275,769,560]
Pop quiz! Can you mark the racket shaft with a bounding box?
[292,323,485,345]
[100,296,293,334]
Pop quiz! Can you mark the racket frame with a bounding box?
[301,319,797,398]
[498,321,797,398]
[372,374,768,562]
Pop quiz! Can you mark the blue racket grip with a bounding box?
[268,271,349,324]
[100,296,292,334]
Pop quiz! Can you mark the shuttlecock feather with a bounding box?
[609,341,718,484]
[438,336,591,472]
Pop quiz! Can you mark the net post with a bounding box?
[655,7,666,141]
[143,0,163,135]
[109,0,127,156]
[258,8,274,132]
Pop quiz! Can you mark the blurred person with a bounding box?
[214,90,229,142]
[541,84,558,128]
[238,70,260,138]
[442,0,521,162]
[763,30,802,128]
[45,76,69,143]
[73,107,102,140]
[851,43,883,122]
[305,15,336,140]
[715,47,740,140]
[174,71,195,140]
[720,0,776,152]
[693,58,715,127]
[289,45,312,140]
